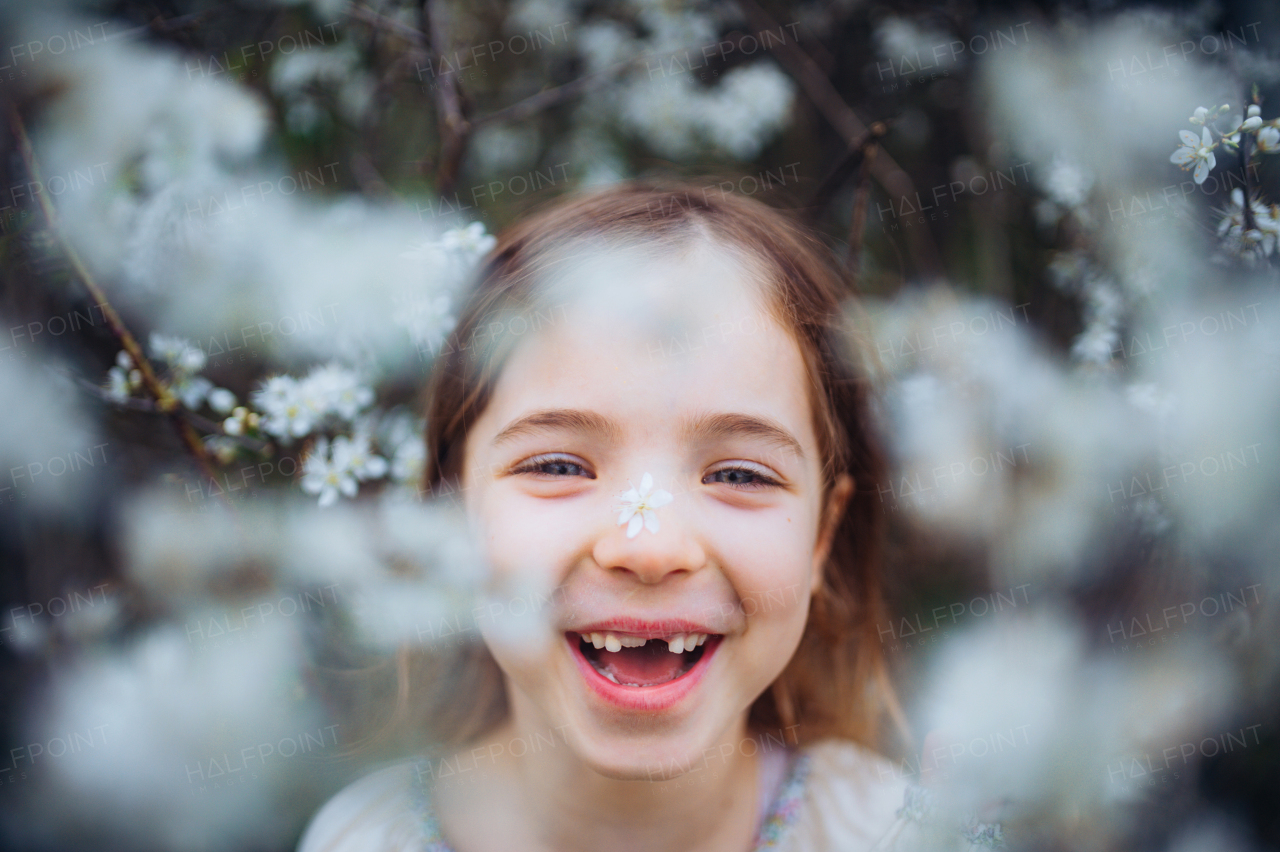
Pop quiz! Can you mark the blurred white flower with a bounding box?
[1071,277,1124,366]
[105,365,132,402]
[0,349,101,514]
[440,222,497,259]
[1041,156,1093,208]
[1216,188,1279,263]
[1257,126,1280,152]
[300,437,358,507]
[616,61,794,161]
[171,374,213,410]
[305,363,374,422]
[18,619,325,851]
[577,20,635,73]
[333,431,388,482]
[699,62,796,160]
[391,435,426,486]
[207,388,237,414]
[270,41,373,131]
[875,16,961,69]
[149,333,207,374]
[253,375,317,440]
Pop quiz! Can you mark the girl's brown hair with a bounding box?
[402,180,902,753]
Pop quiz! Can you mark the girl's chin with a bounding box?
[561,726,733,783]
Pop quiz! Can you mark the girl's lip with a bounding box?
[568,618,722,638]
[566,632,722,711]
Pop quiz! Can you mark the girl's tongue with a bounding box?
[581,638,701,687]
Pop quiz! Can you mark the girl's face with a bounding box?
[460,245,843,780]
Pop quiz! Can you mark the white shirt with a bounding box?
[297,739,916,852]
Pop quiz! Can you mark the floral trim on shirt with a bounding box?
[751,749,811,849]
[408,757,451,852]
[409,749,813,851]
[881,782,1006,850]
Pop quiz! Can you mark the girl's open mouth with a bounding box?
[566,629,722,709]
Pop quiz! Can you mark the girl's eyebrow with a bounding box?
[679,411,805,459]
[491,408,803,459]
[491,408,622,447]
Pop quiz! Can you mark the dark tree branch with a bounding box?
[423,0,471,199]
[735,0,942,280]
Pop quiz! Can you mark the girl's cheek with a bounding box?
[711,506,816,588]
[479,489,585,584]
[473,491,585,665]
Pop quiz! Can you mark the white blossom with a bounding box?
[105,366,131,403]
[1217,188,1279,263]
[207,388,237,414]
[1170,127,1217,184]
[253,375,318,440]
[1041,156,1092,208]
[300,437,358,507]
[616,473,673,538]
[440,222,497,260]
[304,364,374,422]
[170,374,213,410]
[149,333,206,374]
[333,431,388,482]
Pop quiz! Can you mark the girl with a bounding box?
[299,182,914,852]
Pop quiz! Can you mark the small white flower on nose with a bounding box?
[616,473,674,538]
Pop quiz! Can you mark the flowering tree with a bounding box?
[0,1,1277,851]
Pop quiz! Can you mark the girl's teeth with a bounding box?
[580,631,710,654]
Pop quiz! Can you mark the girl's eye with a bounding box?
[703,465,780,490]
[512,454,594,479]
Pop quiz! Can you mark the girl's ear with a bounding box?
[811,472,854,595]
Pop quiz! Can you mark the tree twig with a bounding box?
[470,29,780,129]
[68,372,272,454]
[423,0,471,198]
[735,0,942,280]
[8,106,224,487]
[347,2,426,45]
[846,134,881,289]
[808,120,892,219]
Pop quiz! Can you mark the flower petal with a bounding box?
[1201,127,1213,146]
[626,515,643,538]
[648,489,674,508]
[643,511,660,534]
[1179,129,1199,146]
[1194,159,1210,184]
[1170,148,1195,165]
[618,507,636,526]
[639,472,653,494]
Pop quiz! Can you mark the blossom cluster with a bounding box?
[106,333,237,414]
[248,365,373,441]
[1169,103,1279,185]
[1170,102,1280,263]
[97,214,492,506]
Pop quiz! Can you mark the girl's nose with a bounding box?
[591,511,707,585]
